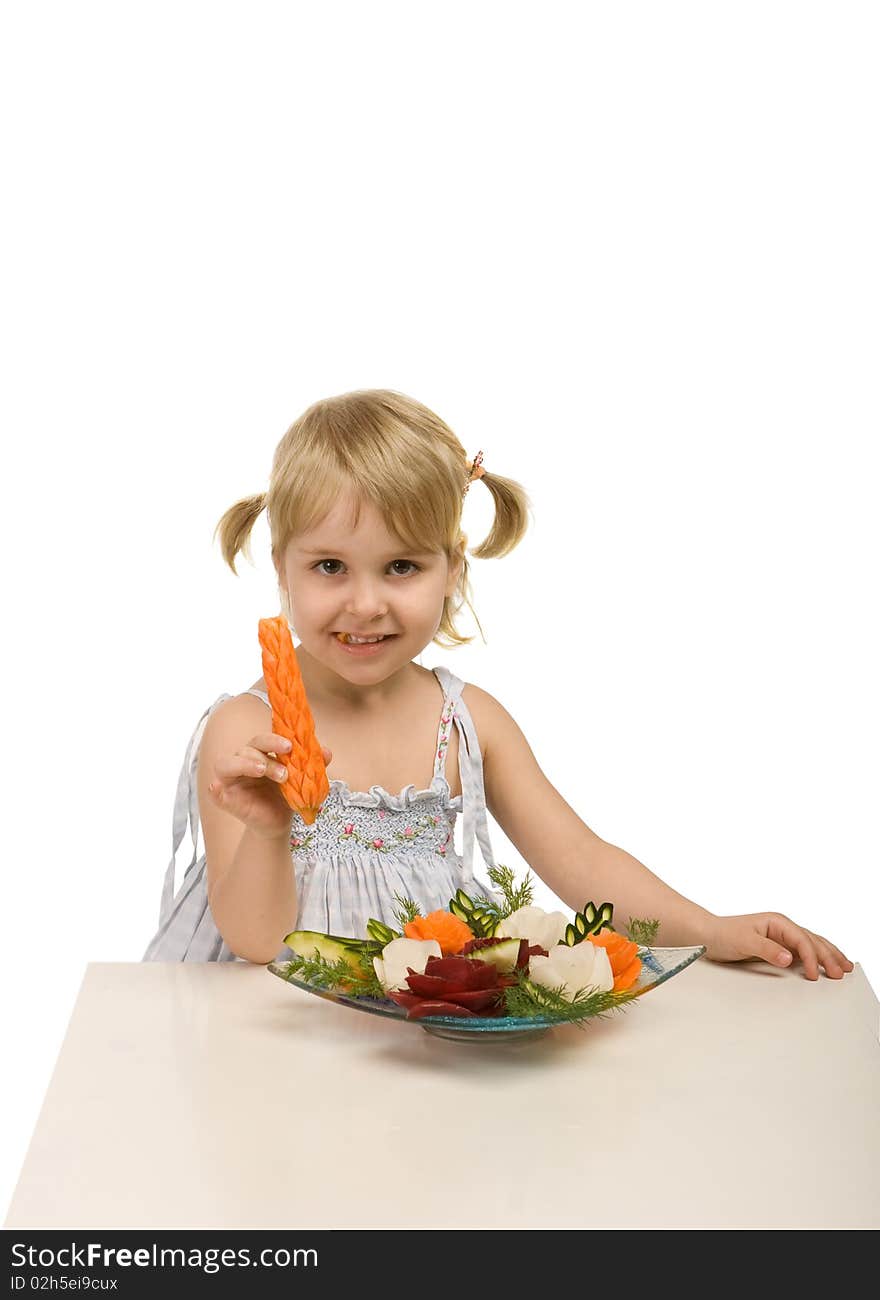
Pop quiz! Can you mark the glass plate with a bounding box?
[267,944,705,1041]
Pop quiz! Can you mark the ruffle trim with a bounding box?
[324,774,463,813]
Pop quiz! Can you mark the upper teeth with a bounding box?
[341,634,386,644]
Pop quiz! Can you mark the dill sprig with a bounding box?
[391,893,422,928]
[487,864,535,918]
[284,951,385,999]
[501,967,639,1024]
[627,917,661,946]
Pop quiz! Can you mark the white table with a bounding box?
[5,958,880,1230]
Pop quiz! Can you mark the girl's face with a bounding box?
[277,492,462,690]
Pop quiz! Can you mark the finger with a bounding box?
[215,750,288,784]
[207,774,231,802]
[322,746,333,763]
[253,734,293,757]
[748,933,795,970]
[776,927,821,981]
[213,751,265,781]
[241,745,290,781]
[811,934,854,980]
[769,918,849,981]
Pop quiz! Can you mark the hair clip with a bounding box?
[463,450,485,496]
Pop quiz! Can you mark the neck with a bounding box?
[294,644,420,712]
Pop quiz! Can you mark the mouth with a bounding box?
[334,632,396,644]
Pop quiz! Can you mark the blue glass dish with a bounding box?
[267,943,705,1041]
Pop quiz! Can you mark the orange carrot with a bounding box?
[404,910,474,956]
[588,930,642,992]
[258,615,330,825]
[611,956,642,992]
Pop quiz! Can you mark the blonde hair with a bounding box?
[214,388,533,648]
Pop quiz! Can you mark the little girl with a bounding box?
[143,388,853,980]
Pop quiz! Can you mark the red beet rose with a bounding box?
[386,953,514,1019]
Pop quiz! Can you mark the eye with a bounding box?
[311,559,422,577]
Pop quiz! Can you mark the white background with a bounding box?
[2,1,877,1222]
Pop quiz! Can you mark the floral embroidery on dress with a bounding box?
[327,808,454,854]
[436,705,454,766]
[289,795,455,858]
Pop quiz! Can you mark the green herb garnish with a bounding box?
[501,966,639,1024]
[284,951,385,999]
[391,893,422,928]
[627,917,661,946]
[487,863,535,918]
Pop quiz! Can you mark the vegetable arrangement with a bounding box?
[280,866,662,1026]
[258,615,330,825]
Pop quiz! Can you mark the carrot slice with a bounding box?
[611,955,642,993]
[588,930,642,990]
[404,910,474,956]
[257,615,330,825]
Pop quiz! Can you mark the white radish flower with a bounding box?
[373,938,441,993]
[528,942,614,1001]
[496,905,569,952]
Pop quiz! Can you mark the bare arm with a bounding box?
[547,836,716,947]
[473,685,853,976]
[474,688,714,946]
[207,826,298,964]
[197,696,299,963]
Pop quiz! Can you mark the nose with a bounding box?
[344,574,390,621]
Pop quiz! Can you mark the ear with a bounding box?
[445,545,465,598]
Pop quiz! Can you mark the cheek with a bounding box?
[415,583,451,624]
[287,581,325,613]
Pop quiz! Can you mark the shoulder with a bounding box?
[457,681,519,762]
[456,682,548,826]
[201,688,269,745]
[196,690,276,803]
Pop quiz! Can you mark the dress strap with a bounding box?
[431,665,497,877]
[145,689,273,961]
[431,674,457,782]
[157,691,233,925]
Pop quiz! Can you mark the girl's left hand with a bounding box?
[704,913,854,980]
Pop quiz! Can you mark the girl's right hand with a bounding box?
[206,733,333,841]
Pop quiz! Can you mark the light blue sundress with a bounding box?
[142,664,502,962]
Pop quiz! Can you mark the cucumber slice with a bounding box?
[283,930,365,968]
[572,900,616,937]
[339,937,384,956]
[366,919,400,945]
[463,937,521,973]
[595,902,614,931]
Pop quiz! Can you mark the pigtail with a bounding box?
[466,468,534,560]
[213,492,268,575]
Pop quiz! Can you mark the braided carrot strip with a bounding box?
[257,616,330,825]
